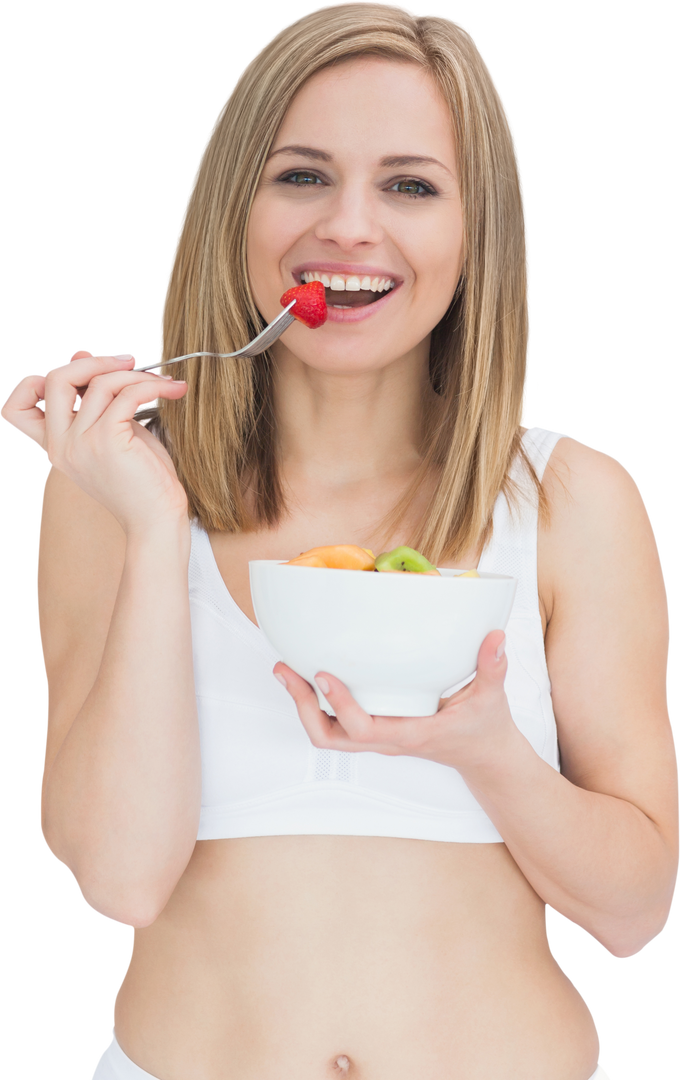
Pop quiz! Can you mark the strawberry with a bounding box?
[280,280,327,328]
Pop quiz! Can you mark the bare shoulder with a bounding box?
[537,437,673,831]
[541,432,669,583]
[39,468,126,780]
[543,436,646,525]
[544,429,673,648]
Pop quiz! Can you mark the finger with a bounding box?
[71,369,187,432]
[274,663,357,750]
[317,671,431,752]
[67,345,95,393]
[70,347,136,395]
[432,636,506,716]
[279,662,435,756]
[1,376,47,446]
[472,630,508,692]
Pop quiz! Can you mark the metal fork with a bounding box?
[133,301,297,373]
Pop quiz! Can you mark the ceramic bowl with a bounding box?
[249,561,516,717]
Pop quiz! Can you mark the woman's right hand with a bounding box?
[1,351,190,535]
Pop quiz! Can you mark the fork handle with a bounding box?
[134,352,235,373]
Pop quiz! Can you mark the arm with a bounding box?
[469,438,677,955]
[40,472,199,927]
[459,731,674,957]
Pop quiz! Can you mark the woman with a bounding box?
[2,5,676,1079]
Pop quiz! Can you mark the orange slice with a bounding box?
[285,545,376,570]
[285,554,329,568]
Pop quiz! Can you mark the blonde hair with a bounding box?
[150,3,536,561]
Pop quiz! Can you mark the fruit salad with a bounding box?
[284,544,480,577]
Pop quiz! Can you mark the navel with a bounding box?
[332,1055,351,1073]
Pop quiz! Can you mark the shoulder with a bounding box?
[542,436,641,513]
[537,436,662,624]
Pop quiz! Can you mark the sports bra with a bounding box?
[188,427,563,844]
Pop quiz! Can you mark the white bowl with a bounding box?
[249,562,516,717]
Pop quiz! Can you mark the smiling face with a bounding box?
[247,57,464,374]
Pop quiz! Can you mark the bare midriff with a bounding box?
[114,836,599,1080]
[115,519,598,1080]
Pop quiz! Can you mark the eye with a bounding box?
[388,178,436,198]
[279,170,324,187]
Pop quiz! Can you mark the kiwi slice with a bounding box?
[375,546,439,574]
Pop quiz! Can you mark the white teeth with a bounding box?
[299,270,396,293]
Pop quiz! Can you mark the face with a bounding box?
[247,57,464,375]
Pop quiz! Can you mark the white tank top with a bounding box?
[188,427,563,844]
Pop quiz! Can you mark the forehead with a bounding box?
[272,57,457,172]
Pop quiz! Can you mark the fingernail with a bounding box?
[496,638,506,660]
[157,374,173,380]
[114,353,133,361]
[274,673,287,689]
[316,676,330,695]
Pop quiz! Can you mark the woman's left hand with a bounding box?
[273,629,516,772]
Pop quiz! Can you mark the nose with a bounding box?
[314,183,384,252]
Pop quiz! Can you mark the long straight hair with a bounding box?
[149,3,537,561]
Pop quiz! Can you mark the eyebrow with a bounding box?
[267,146,453,176]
